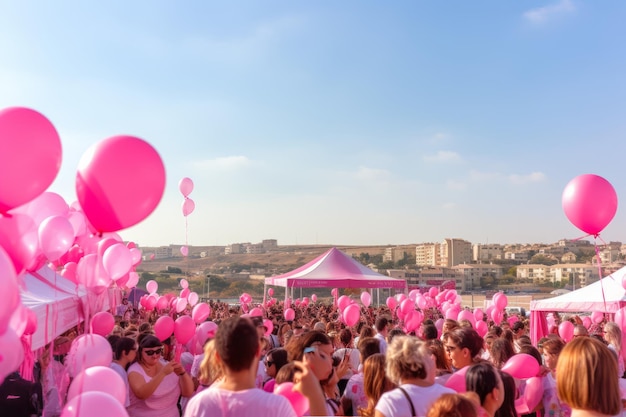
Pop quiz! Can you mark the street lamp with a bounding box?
[206,274,210,301]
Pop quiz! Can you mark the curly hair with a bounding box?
[385,335,433,384]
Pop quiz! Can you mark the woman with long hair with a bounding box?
[556,337,621,417]
[488,339,515,370]
[464,362,504,417]
[359,353,395,417]
[603,321,625,377]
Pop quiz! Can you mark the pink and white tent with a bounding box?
[264,247,406,290]
[529,265,626,344]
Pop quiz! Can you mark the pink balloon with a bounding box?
[343,304,361,326]
[444,366,468,393]
[192,303,211,323]
[491,309,503,324]
[493,293,508,310]
[196,321,218,344]
[180,278,189,289]
[103,243,132,281]
[0,213,38,274]
[75,135,166,233]
[268,288,274,297]
[175,297,187,313]
[386,297,397,311]
[507,316,519,326]
[38,215,75,261]
[180,288,190,299]
[129,247,142,266]
[174,315,196,344]
[182,198,195,217]
[400,299,415,315]
[582,316,592,329]
[0,246,20,334]
[126,271,139,288]
[562,174,618,236]
[250,307,263,317]
[154,316,175,341]
[473,308,484,321]
[331,288,338,297]
[614,308,626,330]
[61,391,128,417]
[274,382,309,417]
[179,177,194,198]
[264,319,274,336]
[405,311,423,332]
[156,296,169,311]
[284,308,295,321]
[180,246,188,257]
[311,294,317,303]
[558,321,574,342]
[338,295,351,312]
[61,261,79,284]
[524,377,544,412]
[90,312,115,336]
[240,293,252,304]
[360,291,371,307]
[67,366,126,406]
[475,320,488,337]
[17,191,69,226]
[76,254,111,294]
[9,304,28,337]
[188,292,199,306]
[24,307,38,336]
[67,210,88,237]
[429,287,439,297]
[146,280,158,294]
[501,353,540,379]
[65,334,113,377]
[0,328,24,382]
[457,309,476,326]
[435,319,444,334]
[591,311,604,324]
[0,107,62,213]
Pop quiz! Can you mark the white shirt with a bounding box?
[374,333,388,355]
[183,387,296,417]
[375,383,455,417]
[110,362,130,407]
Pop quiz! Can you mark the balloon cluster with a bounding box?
[0,106,168,416]
[179,177,195,257]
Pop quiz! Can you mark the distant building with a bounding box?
[472,244,504,262]
[560,252,577,263]
[262,239,278,249]
[416,243,440,267]
[551,263,600,287]
[516,264,552,281]
[439,238,472,267]
[389,267,462,290]
[225,243,246,255]
[154,246,173,259]
[245,243,265,254]
[384,246,413,262]
[557,239,592,249]
[453,264,504,290]
[504,251,530,262]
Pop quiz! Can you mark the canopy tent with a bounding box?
[264,247,406,301]
[22,267,120,350]
[529,265,626,344]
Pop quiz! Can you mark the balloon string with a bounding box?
[594,238,608,314]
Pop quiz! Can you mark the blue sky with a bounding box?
[1,1,625,247]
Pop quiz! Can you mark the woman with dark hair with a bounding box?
[111,337,137,408]
[488,339,515,369]
[465,362,504,417]
[426,339,452,385]
[495,371,516,417]
[426,393,479,417]
[262,348,288,393]
[443,327,484,371]
[333,328,360,396]
[127,335,194,417]
[359,353,395,417]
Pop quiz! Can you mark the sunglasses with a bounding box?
[265,359,274,367]
[143,348,163,356]
[332,357,341,367]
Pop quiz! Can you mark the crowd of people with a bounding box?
[1,297,625,417]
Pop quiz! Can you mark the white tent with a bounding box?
[22,267,118,350]
[529,265,626,344]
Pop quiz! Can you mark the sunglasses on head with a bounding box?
[332,357,341,367]
[265,359,274,367]
[143,347,163,356]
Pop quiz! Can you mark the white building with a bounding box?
[416,243,440,267]
[440,238,472,267]
[472,244,504,262]
[453,264,504,290]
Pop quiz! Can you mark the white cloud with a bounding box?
[508,172,547,184]
[446,180,467,191]
[469,169,502,182]
[353,166,391,181]
[194,155,251,171]
[424,150,462,163]
[523,0,576,24]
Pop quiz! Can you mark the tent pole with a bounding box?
[263,282,267,307]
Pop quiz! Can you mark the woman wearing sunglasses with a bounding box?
[127,335,194,417]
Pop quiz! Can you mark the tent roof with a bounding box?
[265,247,406,289]
[22,267,88,350]
[530,265,626,313]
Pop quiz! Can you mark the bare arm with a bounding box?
[128,362,174,400]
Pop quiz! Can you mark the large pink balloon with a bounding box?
[196,321,218,344]
[360,291,371,307]
[179,177,194,197]
[284,308,295,321]
[67,366,126,406]
[61,391,128,417]
[558,321,574,342]
[154,316,175,341]
[524,377,544,411]
[90,312,115,336]
[76,135,166,233]
[444,366,468,393]
[337,295,351,312]
[38,215,75,261]
[65,334,113,377]
[103,243,132,281]
[501,353,540,379]
[182,198,195,217]
[343,304,361,326]
[0,213,38,275]
[386,297,397,311]
[562,174,618,235]
[192,303,211,323]
[0,107,62,213]
[174,316,196,345]
[146,280,158,294]
[274,382,309,417]
[0,327,24,381]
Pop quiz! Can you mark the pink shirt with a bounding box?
[127,362,181,417]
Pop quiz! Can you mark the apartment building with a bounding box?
[472,244,504,262]
[440,238,472,267]
[516,264,551,281]
[154,246,173,259]
[453,264,504,290]
[384,246,414,262]
[416,243,441,267]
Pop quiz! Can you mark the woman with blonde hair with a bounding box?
[198,339,223,389]
[556,337,621,417]
[359,353,395,417]
[375,336,454,417]
[603,321,625,377]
